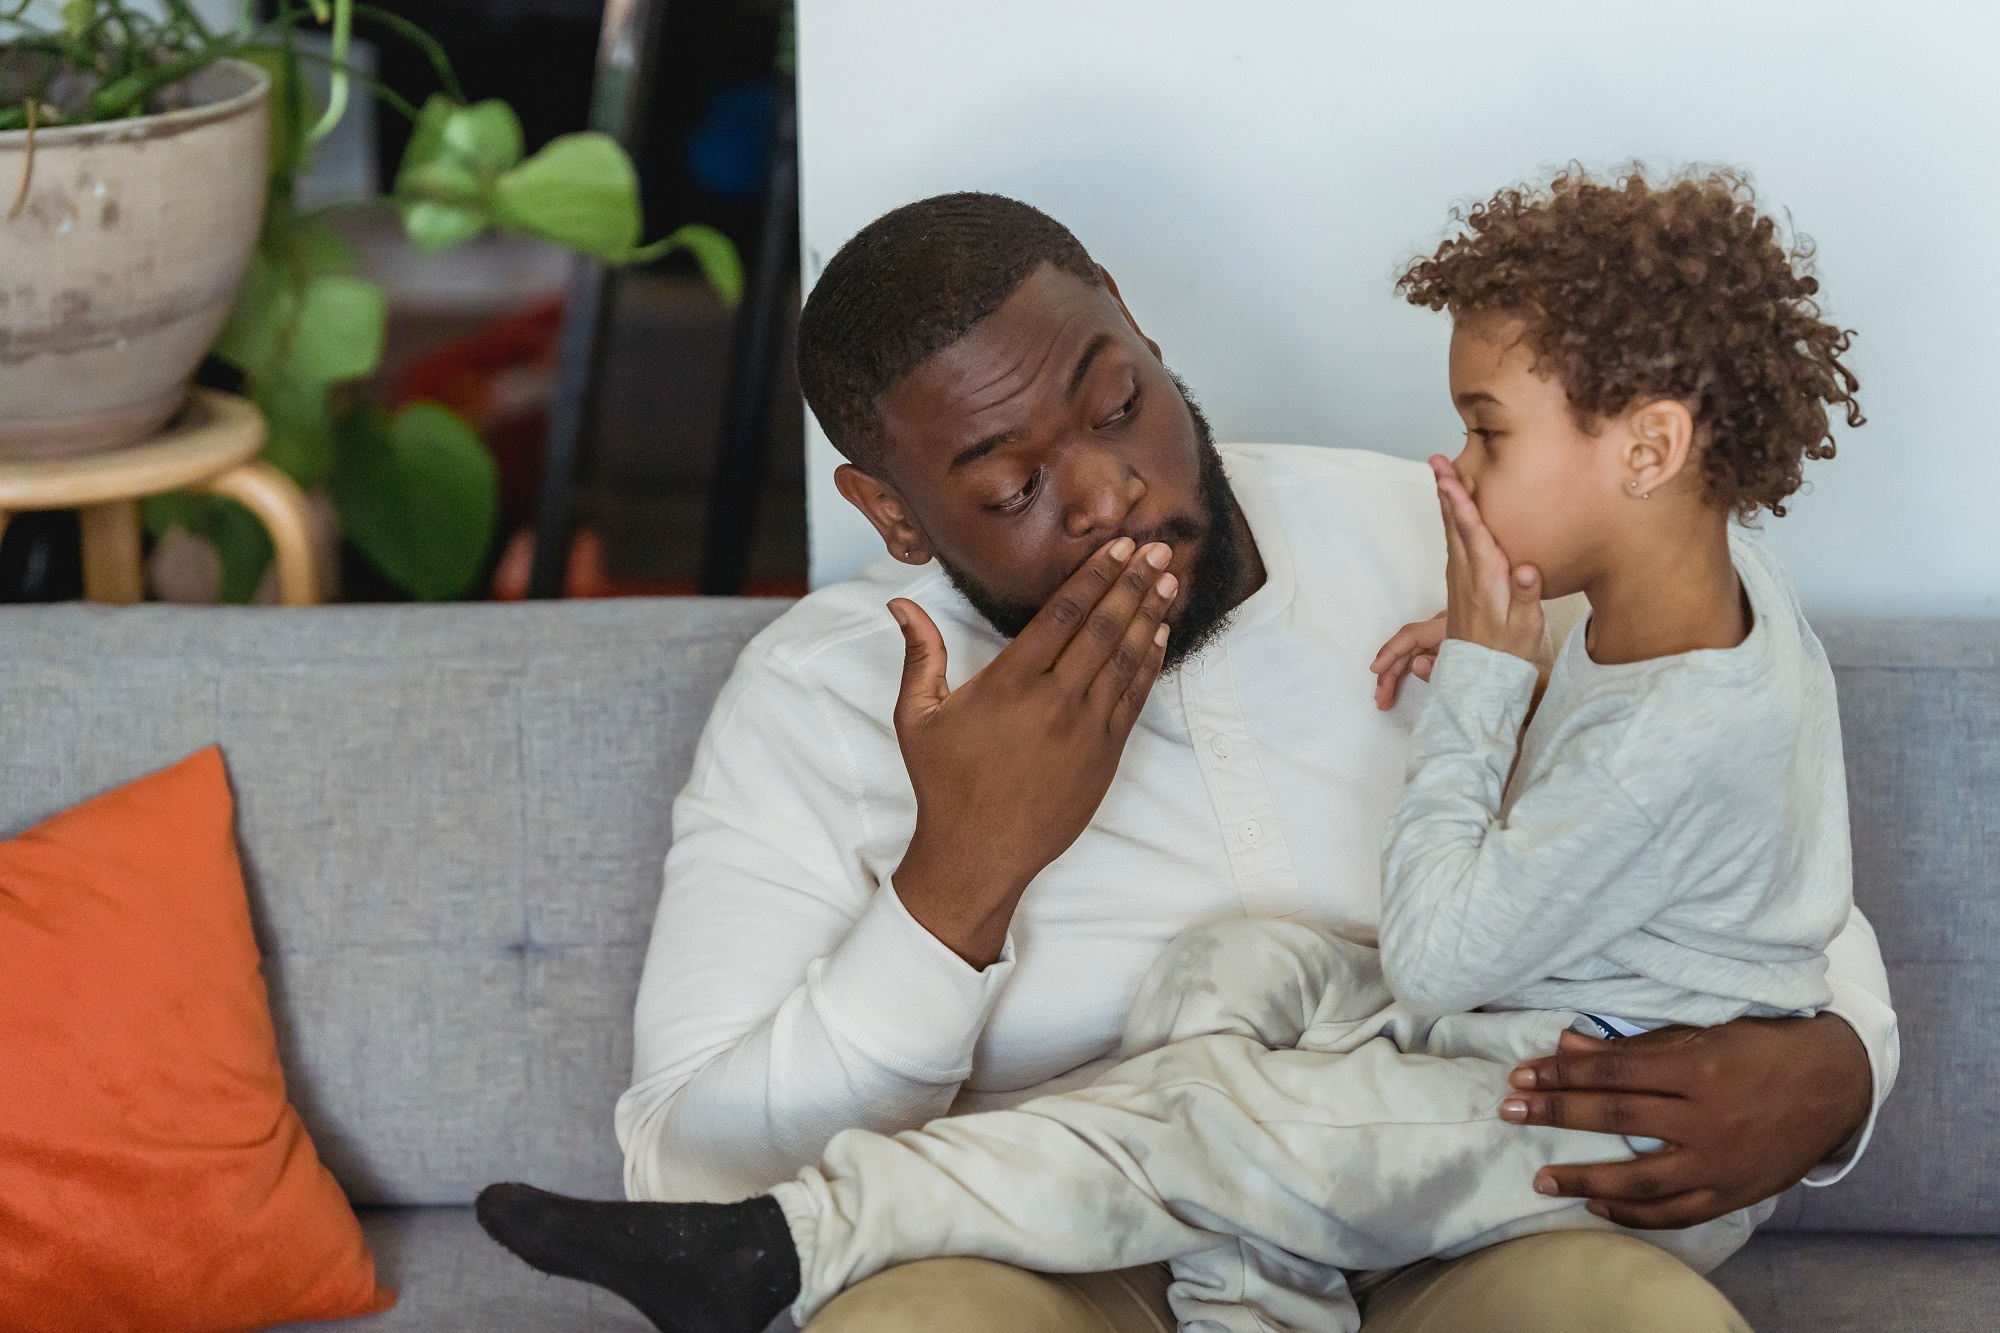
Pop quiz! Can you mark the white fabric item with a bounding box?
[1380,533,1853,1029]
[616,444,1899,1204]
[773,920,1768,1333]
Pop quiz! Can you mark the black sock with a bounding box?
[475,1182,801,1333]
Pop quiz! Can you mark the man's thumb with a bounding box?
[889,599,949,722]
[1511,564,1543,605]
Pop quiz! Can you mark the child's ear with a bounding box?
[1621,399,1697,500]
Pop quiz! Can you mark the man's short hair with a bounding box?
[797,192,1101,475]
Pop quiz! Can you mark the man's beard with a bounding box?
[937,374,1245,673]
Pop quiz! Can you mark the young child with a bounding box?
[475,168,1865,1333]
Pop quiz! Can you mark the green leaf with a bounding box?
[273,211,357,281]
[211,250,296,375]
[490,132,640,260]
[395,95,459,192]
[283,275,386,383]
[329,401,498,601]
[399,155,486,206]
[61,0,93,41]
[398,199,490,252]
[442,101,524,175]
[632,224,745,306]
[252,371,337,487]
[139,492,275,605]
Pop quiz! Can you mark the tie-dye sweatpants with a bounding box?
[772,918,1764,1333]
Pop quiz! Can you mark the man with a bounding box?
[559,194,1899,1331]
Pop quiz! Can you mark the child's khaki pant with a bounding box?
[776,919,1764,1333]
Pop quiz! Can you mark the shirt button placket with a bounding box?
[1180,649,1305,918]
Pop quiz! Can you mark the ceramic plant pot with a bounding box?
[0,58,268,459]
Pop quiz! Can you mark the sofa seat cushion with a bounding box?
[303,1212,2000,1333]
[1710,1232,2000,1332]
[281,1208,654,1332]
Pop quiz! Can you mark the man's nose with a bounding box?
[1057,443,1146,541]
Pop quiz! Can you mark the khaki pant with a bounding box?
[806,1230,1751,1332]
[778,921,1762,1331]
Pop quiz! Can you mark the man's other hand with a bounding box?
[1501,1014,1874,1228]
[888,537,1176,968]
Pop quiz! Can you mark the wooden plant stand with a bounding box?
[0,389,319,605]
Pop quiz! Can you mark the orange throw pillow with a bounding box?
[0,747,394,1333]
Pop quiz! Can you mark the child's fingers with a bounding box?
[1433,466,1492,569]
[1370,615,1446,673]
[1373,645,1441,710]
[1374,671,1400,711]
[1437,488,1470,573]
[1443,478,1516,586]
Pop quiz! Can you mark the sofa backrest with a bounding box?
[1762,619,2000,1235]
[0,604,1992,1233]
[0,601,785,1207]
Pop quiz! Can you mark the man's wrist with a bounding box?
[1803,1010,1876,1176]
[892,834,1030,970]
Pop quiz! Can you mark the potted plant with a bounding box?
[1,0,740,601]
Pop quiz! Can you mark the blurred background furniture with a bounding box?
[0,391,318,606]
[0,599,1988,1331]
[0,0,807,607]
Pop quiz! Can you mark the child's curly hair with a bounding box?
[1397,167,1863,519]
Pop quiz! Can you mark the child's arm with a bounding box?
[1376,639,1665,1015]
[1378,460,1666,1016]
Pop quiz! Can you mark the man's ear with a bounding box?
[1099,265,1163,361]
[1622,399,1697,500]
[834,463,934,564]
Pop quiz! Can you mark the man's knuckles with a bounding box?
[1042,595,1088,631]
[1085,606,1130,646]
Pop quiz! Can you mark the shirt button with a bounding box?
[1210,735,1232,759]
[1240,819,1262,845]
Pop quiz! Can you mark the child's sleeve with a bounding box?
[1377,639,1667,1016]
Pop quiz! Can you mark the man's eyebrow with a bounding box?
[1067,333,1113,398]
[1454,391,1500,409]
[948,335,1114,472]
[949,431,1014,472]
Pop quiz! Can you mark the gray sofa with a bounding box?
[0,601,1993,1332]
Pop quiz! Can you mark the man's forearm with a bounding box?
[621,883,1012,1201]
[621,1000,965,1202]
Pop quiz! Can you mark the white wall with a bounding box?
[798,0,2000,616]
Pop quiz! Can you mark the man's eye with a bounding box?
[1100,386,1140,428]
[994,468,1044,514]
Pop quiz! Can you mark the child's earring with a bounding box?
[1627,481,1650,501]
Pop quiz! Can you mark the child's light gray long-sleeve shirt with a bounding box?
[1378,534,1853,1027]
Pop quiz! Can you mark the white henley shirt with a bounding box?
[616,444,1899,1203]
